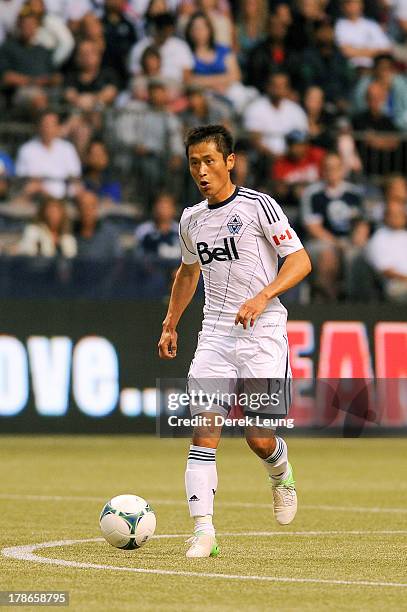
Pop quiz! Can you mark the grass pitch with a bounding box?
[1,436,406,611]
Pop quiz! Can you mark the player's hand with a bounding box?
[235,293,268,329]
[158,327,178,359]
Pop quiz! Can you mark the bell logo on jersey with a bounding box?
[197,237,240,265]
[272,228,293,246]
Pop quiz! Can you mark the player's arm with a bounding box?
[158,261,201,359]
[236,196,311,329]
[235,249,311,329]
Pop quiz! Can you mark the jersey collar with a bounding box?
[207,186,239,210]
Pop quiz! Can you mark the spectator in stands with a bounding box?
[0,8,60,109]
[353,54,407,131]
[111,79,184,206]
[15,109,81,198]
[102,0,138,88]
[178,0,233,46]
[301,151,364,299]
[0,149,15,202]
[137,0,176,39]
[78,12,105,55]
[243,71,308,156]
[384,173,407,204]
[303,86,336,149]
[83,140,122,203]
[352,81,400,175]
[129,12,194,84]
[285,0,327,53]
[234,0,268,75]
[0,0,25,45]
[185,12,251,112]
[365,199,407,301]
[300,21,355,107]
[63,39,120,155]
[272,129,325,208]
[245,14,292,94]
[28,0,75,67]
[334,0,392,69]
[19,195,77,256]
[118,44,184,110]
[134,191,181,260]
[74,190,122,258]
[64,39,120,109]
[361,172,407,224]
[145,0,173,22]
[179,83,232,129]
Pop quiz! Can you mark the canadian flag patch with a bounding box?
[272,228,293,246]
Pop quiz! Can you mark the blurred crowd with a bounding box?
[0,0,407,301]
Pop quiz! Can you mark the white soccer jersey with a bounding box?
[179,186,304,337]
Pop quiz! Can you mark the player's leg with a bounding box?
[239,334,297,525]
[245,425,296,525]
[185,334,237,557]
[185,414,222,558]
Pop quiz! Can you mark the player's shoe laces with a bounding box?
[270,462,297,525]
[185,533,219,558]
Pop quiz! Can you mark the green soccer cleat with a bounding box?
[185,533,219,558]
[270,462,298,525]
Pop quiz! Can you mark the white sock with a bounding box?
[262,436,289,483]
[185,445,217,534]
[194,514,214,536]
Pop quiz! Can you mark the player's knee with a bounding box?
[191,434,221,449]
[245,434,276,459]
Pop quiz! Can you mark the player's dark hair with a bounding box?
[184,125,234,160]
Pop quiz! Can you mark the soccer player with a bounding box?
[158,125,311,558]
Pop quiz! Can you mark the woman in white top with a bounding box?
[19,196,77,257]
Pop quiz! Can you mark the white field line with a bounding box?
[2,537,407,589]
[0,493,406,515]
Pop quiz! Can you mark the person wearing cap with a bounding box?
[272,129,325,208]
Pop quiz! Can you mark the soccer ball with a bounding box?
[99,494,156,550]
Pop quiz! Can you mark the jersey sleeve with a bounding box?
[179,211,198,264]
[257,195,304,257]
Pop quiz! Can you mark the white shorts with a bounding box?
[187,329,291,419]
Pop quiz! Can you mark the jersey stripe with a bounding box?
[263,193,281,222]
[239,187,280,223]
[240,187,281,221]
[258,193,278,222]
[239,189,273,224]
